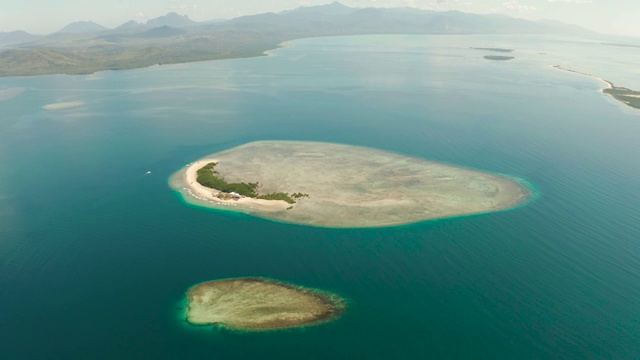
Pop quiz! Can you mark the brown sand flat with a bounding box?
[185,278,346,331]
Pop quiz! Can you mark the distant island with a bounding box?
[601,43,640,49]
[170,141,532,228]
[553,65,640,110]
[484,55,515,61]
[185,277,346,331]
[0,2,593,77]
[471,47,514,53]
[471,47,515,61]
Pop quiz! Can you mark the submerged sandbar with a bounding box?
[170,141,531,227]
[185,278,346,331]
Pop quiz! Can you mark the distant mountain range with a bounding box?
[1,2,596,45]
[56,21,109,34]
[0,12,200,45]
[281,1,357,17]
[0,30,40,46]
[145,12,197,28]
[115,20,142,30]
[0,2,603,76]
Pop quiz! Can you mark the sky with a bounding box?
[1,0,639,37]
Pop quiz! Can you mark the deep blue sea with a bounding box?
[1,35,640,359]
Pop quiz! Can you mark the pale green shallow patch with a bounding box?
[185,278,347,331]
[170,141,532,228]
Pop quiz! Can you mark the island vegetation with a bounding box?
[185,277,347,331]
[196,162,308,204]
[603,86,640,109]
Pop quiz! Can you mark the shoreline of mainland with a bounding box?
[180,159,291,212]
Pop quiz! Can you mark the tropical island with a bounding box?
[170,141,532,227]
[553,65,640,110]
[184,277,347,331]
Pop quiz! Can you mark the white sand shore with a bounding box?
[182,159,291,212]
[552,65,613,91]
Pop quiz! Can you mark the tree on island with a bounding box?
[196,162,308,204]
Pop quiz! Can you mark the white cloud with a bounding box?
[502,1,537,13]
[547,0,593,3]
[612,11,640,37]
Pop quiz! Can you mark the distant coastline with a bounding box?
[601,42,640,49]
[0,3,595,77]
[552,65,640,110]
[552,65,613,89]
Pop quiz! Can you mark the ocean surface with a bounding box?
[1,34,640,359]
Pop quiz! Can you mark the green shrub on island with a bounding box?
[196,162,308,204]
[258,192,296,204]
[196,162,258,197]
[604,87,640,109]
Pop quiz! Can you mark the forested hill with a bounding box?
[0,2,593,76]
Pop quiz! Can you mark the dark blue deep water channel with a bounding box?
[1,35,640,359]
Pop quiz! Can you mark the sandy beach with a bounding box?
[181,159,291,212]
[552,65,613,90]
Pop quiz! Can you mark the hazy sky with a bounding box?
[2,0,639,37]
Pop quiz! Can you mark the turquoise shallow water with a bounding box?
[1,34,640,359]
